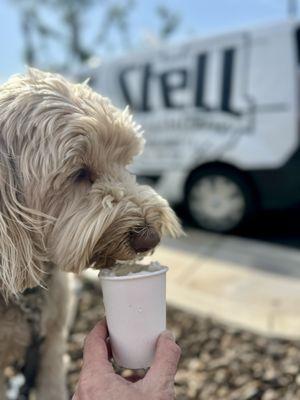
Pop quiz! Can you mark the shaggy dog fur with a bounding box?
[0,68,181,399]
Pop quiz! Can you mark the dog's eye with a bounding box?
[74,168,95,184]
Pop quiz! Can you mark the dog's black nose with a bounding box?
[129,227,160,253]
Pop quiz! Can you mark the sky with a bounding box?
[0,0,295,83]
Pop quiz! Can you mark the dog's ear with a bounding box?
[0,145,48,299]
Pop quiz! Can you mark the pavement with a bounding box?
[85,228,300,340]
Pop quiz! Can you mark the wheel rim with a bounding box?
[189,175,246,231]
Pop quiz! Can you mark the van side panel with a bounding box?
[222,23,298,169]
[94,21,300,209]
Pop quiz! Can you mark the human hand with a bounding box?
[72,320,181,400]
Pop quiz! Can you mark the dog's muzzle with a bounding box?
[129,226,160,253]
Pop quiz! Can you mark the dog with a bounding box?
[0,68,182,400]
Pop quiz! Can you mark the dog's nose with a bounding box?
[129,227,160,253]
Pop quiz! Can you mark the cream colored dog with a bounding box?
[0,68,181,399]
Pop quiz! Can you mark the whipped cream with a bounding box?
[100,261,165,278]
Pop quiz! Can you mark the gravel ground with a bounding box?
[67,278,300,400]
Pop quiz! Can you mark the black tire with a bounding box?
[185,166,256,233]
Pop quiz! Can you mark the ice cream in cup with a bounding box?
[99,261,168,369]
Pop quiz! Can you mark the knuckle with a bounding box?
[157,387,175,400]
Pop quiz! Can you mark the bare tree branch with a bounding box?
[10,0,182,72]
[156,4,181,39]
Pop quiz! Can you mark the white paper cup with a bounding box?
[99,266,168,369]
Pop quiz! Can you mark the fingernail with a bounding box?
[161,330,175,341]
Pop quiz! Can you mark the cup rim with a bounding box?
[99,265,168,281]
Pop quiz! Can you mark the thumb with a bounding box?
[145,331,181,388]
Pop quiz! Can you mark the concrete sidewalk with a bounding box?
[144,230,300,339]
[84,229,300,339]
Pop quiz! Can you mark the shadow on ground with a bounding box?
[174,205,300,250]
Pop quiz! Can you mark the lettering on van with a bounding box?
[118,48,243,116]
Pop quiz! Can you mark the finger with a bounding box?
[82,319,114,374]
[145,331,181,388]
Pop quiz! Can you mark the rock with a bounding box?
[262,389,280,400]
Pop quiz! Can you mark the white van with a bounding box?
[90,20,300,232]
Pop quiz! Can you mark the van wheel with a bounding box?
[185,167,255,233]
